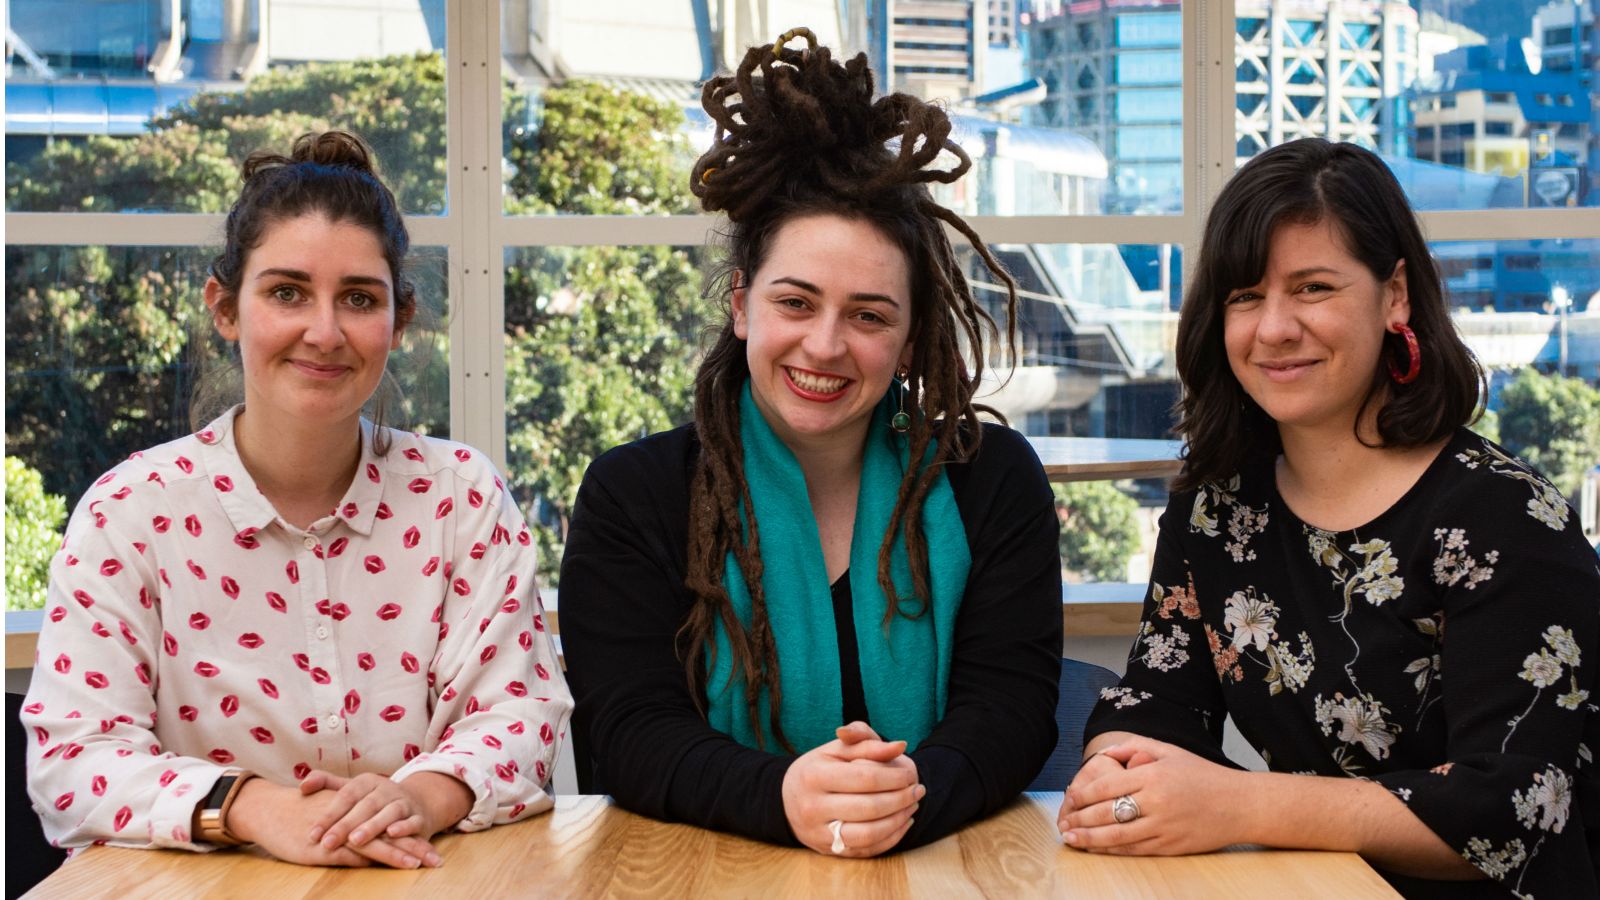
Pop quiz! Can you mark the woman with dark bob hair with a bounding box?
[559,30,1062,857]
[1058,138,1599,897]
[24,131,570,869]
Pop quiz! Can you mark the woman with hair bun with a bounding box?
[1060,138,1599,897]
[23,131,571,868]
[560,30,1062,857]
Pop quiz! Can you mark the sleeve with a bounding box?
[558,440,801,845]
[389,458,573,831]
[896,427,1063,850]
[1370,480,1600,896]
[1083,492,1234,767]
[22,474,230,851]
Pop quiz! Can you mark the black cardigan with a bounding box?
[559,422,1063,849]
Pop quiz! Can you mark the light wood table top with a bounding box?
[1027,436,1184,484]
[27,793,1398,899]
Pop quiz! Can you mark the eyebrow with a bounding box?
[254,267,389,288]
[768,275,900,309]
[1282,266,1345,280]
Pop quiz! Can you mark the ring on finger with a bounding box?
[1112,794,1141,824]
[828,819,848,854]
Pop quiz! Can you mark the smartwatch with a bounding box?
[196,769,256,845]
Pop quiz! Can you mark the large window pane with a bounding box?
[1234,0,1600,211]
[5,2,447,213]
[3,244,450,609]
[501,0,1184,216]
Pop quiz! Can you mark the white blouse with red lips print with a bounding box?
[21,406,572,852]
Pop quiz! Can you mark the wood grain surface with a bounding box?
[27,793,1399,899]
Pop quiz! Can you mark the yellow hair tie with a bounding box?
[700,167,717,184]
[773,27,818,56]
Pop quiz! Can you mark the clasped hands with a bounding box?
[1057,736,1248,856]
[226,769,473,869]
[782,721,924,858]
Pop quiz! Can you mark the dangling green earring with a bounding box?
[890,374,911,434]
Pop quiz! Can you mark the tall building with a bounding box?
[880,0,988,101]
[1233,0,1419,163]
[1410,37,1589,196]
[1023,0,1183,213]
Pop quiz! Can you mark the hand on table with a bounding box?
[782,721,924,858]
[1058,736,1246,856]
[224,776,442,869]
[300,769,473,861]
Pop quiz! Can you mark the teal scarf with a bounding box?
[707,382,971,754]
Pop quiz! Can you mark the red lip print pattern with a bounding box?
[286,560,299,583]
[73,590,95,609]
[377,603,402,621]
[237,633,263,649]
[452,578,471,597]
[186,560,206,580]
[189,612,210,630]
[363,555,385,574]
[113,806,132,831]
[435,498,453,519]
[163,631,178,656]
[454,449,472,462]
[506,681,527,697]
[234,528,260,549]
[220,695,239,717]
[300,717,318,734]
[194,661,220,678]
[342,503,359,519]
[152,516,171,533]
[178,705,198,722]
[344,691,361,715]
[54,654,71,674]
[479,645,498,665]
[110,486,132,501]
[221,576,240,599]
[501,597,521,614]
[467,488,484,508]
[209,749,234,764]
[540,722,556,745]
[421,556,440,576]
[91,775,108,796]
[250,727,274,744]
[184,515,202,537]
[520,632,536,653]
[469,542,487,560]
[134,663,151,685]
[403,744,420,761]
[508,721,525,735]
[375,502,393,519]
[327,537,348,558]
[400,652,419,673]
[55,792,74,811]
[259,678,279,699]
[174,456,193,473]
[379,705,405,723]
[266,591,287,613]
[160,770,178,787]
[404,447,425,462]
[91,621,112,639]
[310,667,331,685]
[293,763,311,780]
[213,476,233,492]
[366,463,381,483]
[482,735,502,749]
[49,606,67,623]
[408,478,432,493]
[357,653,375,671]
[100,559,123,577]
[403,526,421,548]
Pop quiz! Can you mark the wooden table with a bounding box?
[1028,436,1183,484]
[27,793,1397,899]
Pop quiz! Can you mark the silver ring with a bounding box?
[828,818,847,854]
[1112,794,1141,824]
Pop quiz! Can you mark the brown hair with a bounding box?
[1173,138,1484,491]
[681,30,1017,751]
[192,131,420,452]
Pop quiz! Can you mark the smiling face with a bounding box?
[731,213,914,455]
[1222,218,1410,440]
[205,213,402,434]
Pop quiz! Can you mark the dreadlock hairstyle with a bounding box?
[680,28,1019,752]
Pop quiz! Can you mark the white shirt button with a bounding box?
[326,714,341,729]
[316,626,329,640]
[303,535,317,550]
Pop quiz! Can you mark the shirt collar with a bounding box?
[194,406,387,538]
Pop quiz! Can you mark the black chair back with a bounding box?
[1026,658,1122,792]
[8,691,67,898]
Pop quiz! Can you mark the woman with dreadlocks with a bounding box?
[559,30,1062,857]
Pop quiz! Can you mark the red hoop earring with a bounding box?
[1387,323,1421,385]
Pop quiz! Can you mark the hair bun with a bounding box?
[241,130,377,181]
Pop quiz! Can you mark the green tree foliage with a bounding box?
[5,457,67,611]
[502,81,703,579]
[6,53,450,503]
[1495,367,1600,499]
[1054,480,1142,583]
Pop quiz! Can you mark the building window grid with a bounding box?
[5,1,1598,471]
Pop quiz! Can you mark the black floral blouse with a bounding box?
[1086,429,1600,899]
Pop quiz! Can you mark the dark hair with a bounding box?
[1172,138,1484,491]
[681,29,1018,751]
[192,131,419,452]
